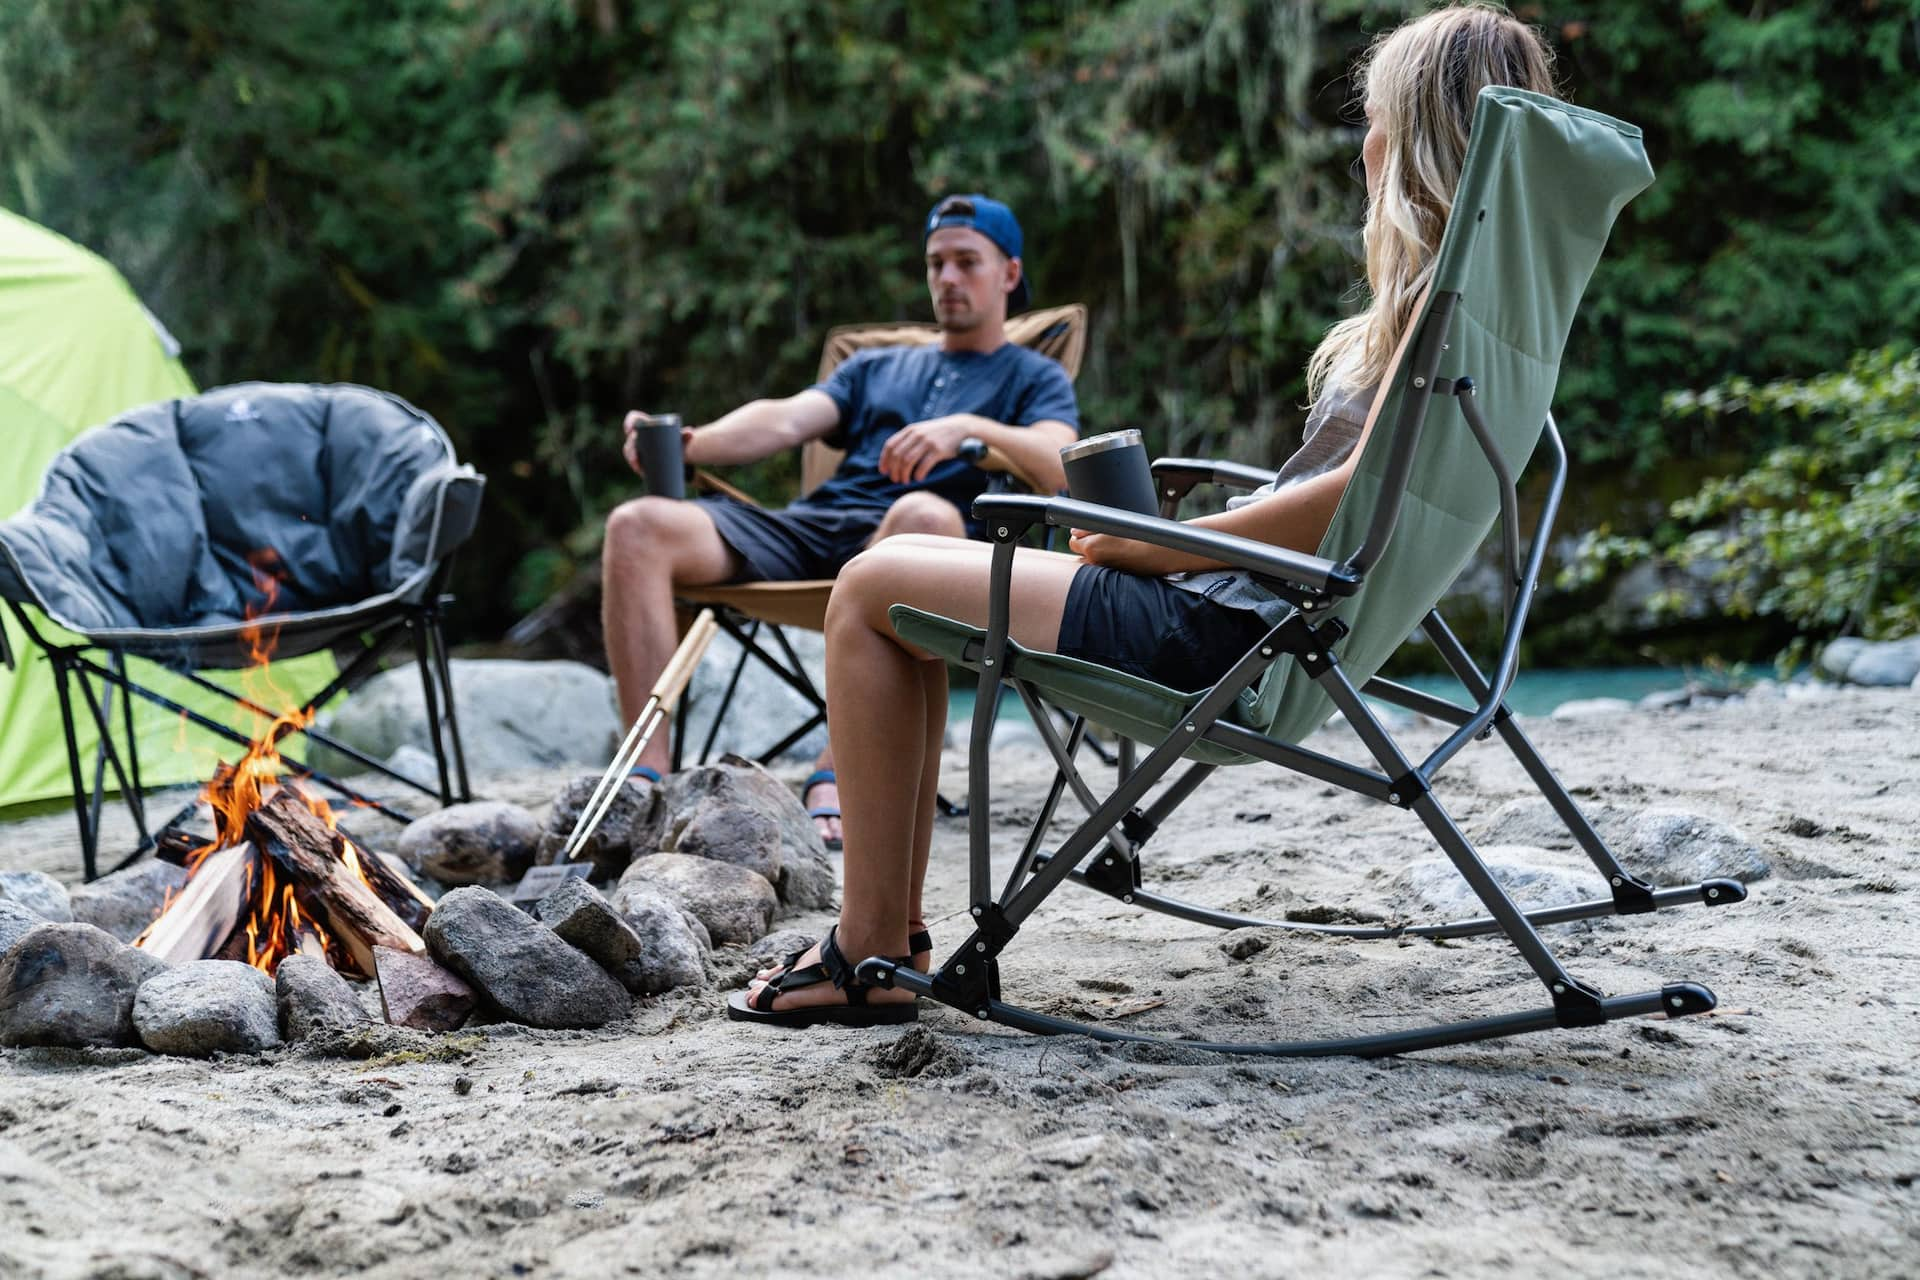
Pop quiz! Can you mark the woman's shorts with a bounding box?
[696,495,887,582]
[1055,566,1272,692]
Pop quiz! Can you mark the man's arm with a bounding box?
[622,390,842,478]
[876,413,1076,490]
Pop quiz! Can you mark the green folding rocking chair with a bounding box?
[861,87,1746,1057]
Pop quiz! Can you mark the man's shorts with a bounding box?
[696,495,889,582]
[1055,565,1272,692]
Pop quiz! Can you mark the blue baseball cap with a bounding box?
[924,193,1031,314]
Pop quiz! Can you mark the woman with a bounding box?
[730,3,1560,1026]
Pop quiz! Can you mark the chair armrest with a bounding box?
[958,437,1049,495]
[1151,456,1278,495]
[692,469,762,508]
[973,493,1359,595]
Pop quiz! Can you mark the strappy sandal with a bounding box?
[756,924,931,985]
[726,925,918,1028]
[802,768,843,851]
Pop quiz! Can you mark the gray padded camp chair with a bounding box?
[865,88,1746,1056]
[0,382,484,880]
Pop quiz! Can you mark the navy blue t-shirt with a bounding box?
[801,343,1079,515]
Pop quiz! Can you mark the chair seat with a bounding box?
[679,580,833,633]
[888,605,1260,766]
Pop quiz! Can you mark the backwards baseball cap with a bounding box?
[924,193,1031,315]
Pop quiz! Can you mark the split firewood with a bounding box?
[246,790,425,978]
[136,845,252,965]
[342,839,436,934]
[153,799,223,866]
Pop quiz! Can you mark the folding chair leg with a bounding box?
[410,614,456,805]
[49,656,100,883]
[424,608,473,802]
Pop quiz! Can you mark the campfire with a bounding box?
[134,553,435,977]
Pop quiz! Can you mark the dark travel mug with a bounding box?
[1060,430,1157,515]
[630,413,686,499]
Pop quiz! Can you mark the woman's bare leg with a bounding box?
[744,535,1083,1012]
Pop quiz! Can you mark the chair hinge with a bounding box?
[1550,975,1608,1028]
[1081,848,1143,901]
[1384,770,1427,808]
[1119,808,1157,846]
[1275,614,1349,676]
[1607,872,1657,914]
[936,904,1015,1013]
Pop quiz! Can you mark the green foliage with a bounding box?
[1568,346,1920,649]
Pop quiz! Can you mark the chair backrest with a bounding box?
[1253,87,1654,744]
[0,382,481,636]
[798,302,1089,494]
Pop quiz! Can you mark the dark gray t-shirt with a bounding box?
[1164,383,1376,622]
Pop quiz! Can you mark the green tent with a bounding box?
[0,208,334,809]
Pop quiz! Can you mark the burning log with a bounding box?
[345,840,437,934]
[246,790,425,978]
[136,845,254,966]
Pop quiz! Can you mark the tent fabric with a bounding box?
[889,88,1653,750]
[0,382,481,667]
[0,211,325,807]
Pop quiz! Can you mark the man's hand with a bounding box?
[622,410,698,479]
[878,415,976,484]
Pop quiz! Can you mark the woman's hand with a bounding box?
[1068,529,1205,576]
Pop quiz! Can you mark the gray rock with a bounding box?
[541,774,665,881]
[668,803,783,885]
[679,629,829,765]
[1549,697,1635,721]
[276,953,371,1040]
[385,743,440,786]
[1818,637,1868,680]
[374,945,475,1033]
[1394,848,1598,915]
[313,658,622,777]
[0,923,168,1048]
[543,878,709,994]
[1622,810,1770,885]
[396,801,543,886]
[423,886,631,1029]
[67,859,190,942]
[617,853,777,946]
[661,757,835,909]
[0,901,47,962]
[1842,635,1920,686]
[1637,687,1694,712]
[0,869,73,923]
[134,960,281,1057]
[1471,797,1634,853]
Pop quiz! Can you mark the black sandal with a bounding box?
[726,926,918,1028]
[757,926,931,984]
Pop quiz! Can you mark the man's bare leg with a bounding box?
[803,491,967,848]
[602,496,741,776]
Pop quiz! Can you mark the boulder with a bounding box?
[1622,810,1770,884]
[0,923,168,1048]
[374,945,475,1033]
[1818,637,1868,681]
[1549,697,1635,721]
[617,853,777,946]
[313,658,622,777]
[0,870,73,923]
[1839,635,1920,687]
[134,960,282,1057]
[1470,797,1634,853]
[396,801,542,886]
[660,757,836,908]
[585,881,714,994]
[67,859,190,942]
[679,629,829,765]
[276,953,372,1041]
[540,774,665,881]
[423,887,631,1029]
[1393,848,1597,915]
[0,901,46,961]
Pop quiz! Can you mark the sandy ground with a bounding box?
[2,688,1917,1279]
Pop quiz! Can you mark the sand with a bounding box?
[2,687,1916,1278]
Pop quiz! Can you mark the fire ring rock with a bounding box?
[0,869,73,923]
[550,878,711,994]
[0,923,169,1049]
[660,757,837,909]
[539,774,664,881]
[617,853,777,947]
[0,901,45,963]
[276,953,372,1041]
[396,801,543,887]
[423,887,631,1029]
[134,960,282,1056]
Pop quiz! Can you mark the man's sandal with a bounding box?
[802,768,842,852]
[725,925,918,1028]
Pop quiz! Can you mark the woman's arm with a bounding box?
[1067,460,1357,574]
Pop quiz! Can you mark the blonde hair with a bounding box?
[1306,3,1559,404]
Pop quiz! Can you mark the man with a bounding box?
[603,194,1080,839]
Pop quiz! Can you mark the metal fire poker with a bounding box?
[559,608,719,862]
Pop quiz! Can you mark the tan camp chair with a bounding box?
[672,303,1088,766]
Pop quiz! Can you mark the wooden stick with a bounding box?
[246,790,424,978]
[136,845,252,965]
